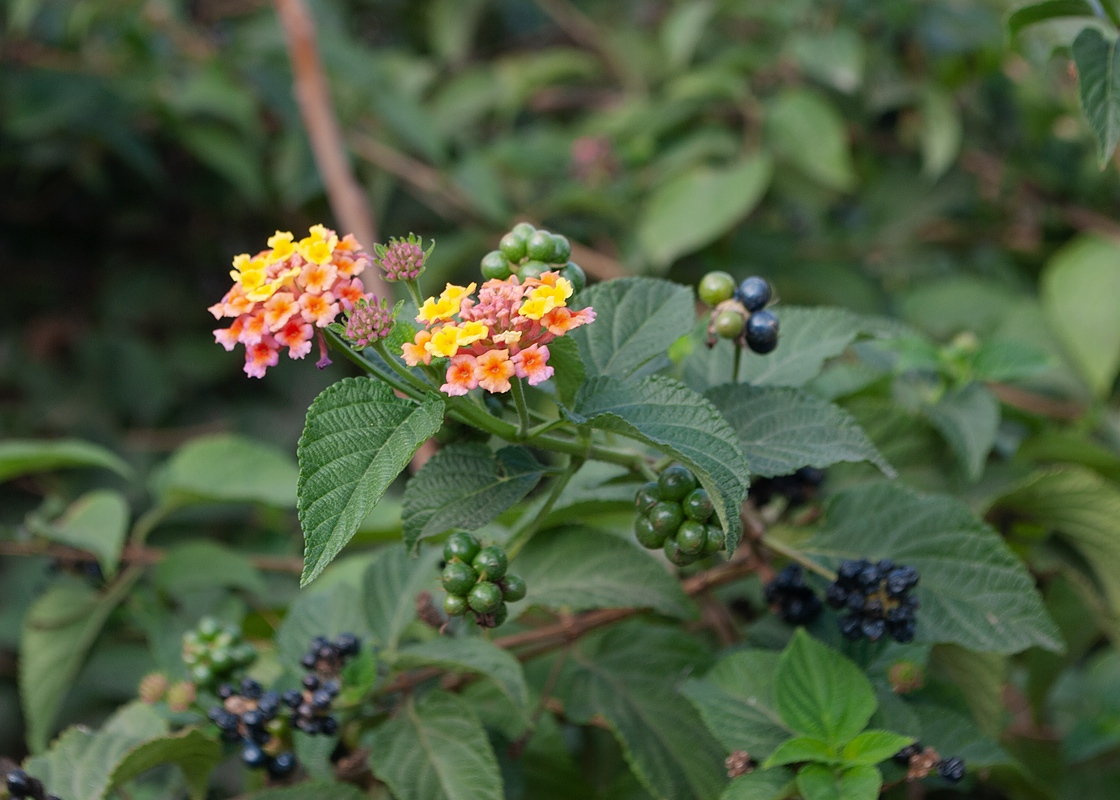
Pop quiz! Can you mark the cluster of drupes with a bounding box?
[441,533,526,627]
[698,272,779,354]
[634,465,724,566]
[207,679,296,779]
[893,743,966,783]
[828,559,920,643]
[764,565,822,625]
[5,770,60,800]
[763,558,920,643]
[182,617,256,686]
[479,222,586,290]
[285,633,360,736]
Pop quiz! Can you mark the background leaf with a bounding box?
[706,384,893,478]
[153,541,266,597]
[362,544,441,652]
[0,439,132,483]
[766,89,856,191]
[921,383,1000,481]
[154,433,299,507]
[1072,27,1120,166]
[107,728,221,800]
[396,637,529,713]
[42,490,129,578]
[297,377,444,585]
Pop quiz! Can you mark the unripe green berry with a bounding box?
[501,574,527,602]
[210,649,233,671]
[442,561,478,596]
[198,617,220,639]
[559,262,586,293]
[635,481,661,513]
[698,271,736,306]
[658,465,697,501]
[511,222,536,239]
[190,664,213,684]
[468,581,504,614]
[481,250,511,280]
[443,594,468,616]
[703,525,725,554]
[518,260,549,281]
[664,537,697,566]
[233,644,257,666]
[444,532,482,564]
[648,502,685,536]
[676,520,707,555]
[550,234,572,264]
[682,488,713,521]
[492,602,509,627]
[472,546,508,581]
[715,310,745,339]
[526,230,556,261]
[499,232,528,262]
[214,630,235,649]
[634,515,666,549]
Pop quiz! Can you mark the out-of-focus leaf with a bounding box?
[922,383,1000,481]
[1072,27,1120,166]
[42,490,129,578]
[155,433,299,508]
[920,88,962,180]
[790,28,865,93]
[1007,0,1095,37]
[0,439,131,484]
[154,541,266,597]
[766,89,855,191]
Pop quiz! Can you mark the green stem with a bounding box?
[511,378,531,438]
[506,455,583,559]
[761,534,837,581]
[733,345,742,383]
[403,278,425,309]
[373,341,434,396]
[324,329,424,400]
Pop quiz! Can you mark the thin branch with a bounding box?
[271,0,389,299]
[987,382,1084,421]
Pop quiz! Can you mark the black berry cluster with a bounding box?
[182,617,256,686]
[698,272,780,355]
[764,565,823,625]
[441,533,525,627]
[207,679,296,779]
[892,742,966,783]
[480,222,586,290]
[750,467,825,508]
[634,465,724,566]
[827,559,920,643]
[47,556,103,583]
[285,633,360,735]
[5,769,60,800]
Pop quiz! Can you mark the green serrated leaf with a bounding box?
[293,730,338,780]
[1040,234,1120,398]
[838,764,880,800]
[556,623,727,800]
[796,763,841,800]
[683,650,791,759]
[928,645,1007,737]
[0,439,132,484]
[566,374,749,551]
[1073,27,1120,166]
[1008,0,1095,37]
[808,483,1062,654]
[637,155,772,267]
[396,637,529,713]
[766,89,855,191]
[43,490,129,579]
[155,433,299,508]
[705,384,893,478]
[154,541,266,597]
[402,444,544,550]
[362,544,441,651]
[545,335,586,407]
[971,340,1052,382]
[922,383,1000,482]
[368,690,503,800]
[277,584,368,672]
[764,736,836,767]
[721,768,795,800]
[776,630,876,748]
[909,703,1010,767]
[21,577,138,753]
[108,728,221,800]
[840,731,914,766]
[240,781,367,800]
[511,526,694,618]
[568,277,696,381]
[298,377,445,585]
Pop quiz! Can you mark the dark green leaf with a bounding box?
[568,277,696,382]
[0,439,132,484]
[808,483,1062,653]
[683,650,790,758]
[546,335,586,407]
[511,526,694,618]
[241,781,367,800]
[567,375,749,551]
[362,544,441,651]
[277,584,368,672]
[1008,0,1095,37]
[764,736,836,767]
[42,490,129,578]
[706,384,893,478]
[775,630,876,748]
[153,541,266,597]
[108,728,222,800]
[298,377,445,585]
[368,690,503,800]
[1073,28,1120,167]
[766,89,855,191]
[721,769,795,800]
[155,433,299,507]
[396,637,529,713]
[922,383,1000,481]
[402,444,544,550]
[841,731,915,766]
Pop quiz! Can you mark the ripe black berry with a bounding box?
[241,743,267,768]
[829,558,920,643]
[892,742,921,765]
[938,757,966,782]
[764,565,823,625]
[283,689,302,708]
[311,689,332,710]
[735,277,772,312]
[302,674,320,691]
[745,309,779,354]
[749,467,825,508]
[267,752,297,779]
[6,769,34,799]
[240,678,262,699]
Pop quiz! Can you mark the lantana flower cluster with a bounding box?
[208,225,373,377]
[403,272,595,396]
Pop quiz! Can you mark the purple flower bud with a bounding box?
[344,296,394,348]
[373,233,432,282]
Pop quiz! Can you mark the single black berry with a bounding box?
[267,752,297,778]
[323,680,340,697]
[218,683,235,700]
[6,769,33,798]
[892,742,921,765]
[240,678,262,699]
[311,689,332,710]
[302,674,320,691]
[825,583,848,608]
[745,309,779,354]
[301,652,317,670]
[241,742,267,768]
[336,633,360,656]
[658,465,698,501]
[320,716,339,736]
[938,757,966,783]
[283,689,302,708]
[735,277,772,311]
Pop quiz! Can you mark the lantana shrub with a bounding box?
[1,222,1068,800]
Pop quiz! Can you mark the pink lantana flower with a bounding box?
[513,344,554,386]
[441,354,480,396]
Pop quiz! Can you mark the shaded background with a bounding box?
[3,0,1120,785]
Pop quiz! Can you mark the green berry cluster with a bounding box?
[440,533,527,628]
[634,465,724,565]
[698,272,780,354]
[182,617,256,686]
[480,222,587,291]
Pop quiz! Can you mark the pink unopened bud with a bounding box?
[373,233,431,282]
[344,297,395,348]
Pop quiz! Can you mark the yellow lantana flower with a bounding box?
[456,320,488,346]
[520,277,573,320]
[439,283,476,304]
[298,225,338,266]
[245,266,301,302]
[416,296,459,324]
[230,255,268,291]
[267,231,296,262]
[425,325,463,358]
